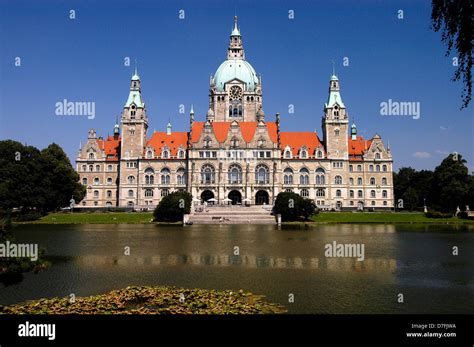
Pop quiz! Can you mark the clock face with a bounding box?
[229,86,243,100]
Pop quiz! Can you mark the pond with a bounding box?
[1,223,473,314]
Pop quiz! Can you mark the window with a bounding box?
[161,189,169,197]
[228,164,242,184]
[382,177,387,185]
[350,190,354,198]
[300,189,309,197]
[316,188,325,197]
[106,201,112,207]
[81,165,86,171]
[93,190,99,198]
[162,149,169,159]
[107,177,113,185]
[89,165,94,172]
[145,168,154,185]
[357,177,363,185]
[283,168,293,185]
[256,164,269,184]
[383,201,387,206]
[93,177,99,185]
[370,190,376,198]
[349,165,353,172]
[316,150,323,159]
[82,178,88,185]
[128,189,134,198]
[369,165,374,172]
[106,190,112,198]
[161,168,171,185]
[335,175,343,185]
[284,149,291,159]
[370,177,376,185]
[349,178,354,185]
[300,168,310,185]
[382,190,387,198]
[94,201,98,206]
[145,189,153,197]
[177,168,186,185]
[383,165,387,172]
[334,129,340,136]
[336,189,342,197]
[316,168,325,185]
[357,164,362,171]
[127,201,134,207]
[371,201,376,206]
[375,152,381,160]
[95,165,100,172]
[201,165,215,184]
[376,165,380,172]
[128,175,135,184]
[300,149,307,158]
[107,165,113,172]
[204,137,212,148]
[178,149,185,159]
[88,152,94,159]
[146,150,153,159]
[257,137,265,148]
[358,190,363,198]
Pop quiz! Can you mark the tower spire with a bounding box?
[228,16,244,59]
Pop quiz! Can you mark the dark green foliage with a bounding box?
[425,211,453,218]
[0,140,85,213]
[153,191,192,222]
[394,154,474,213]
[274,192,317,221]
[431,0,473,109]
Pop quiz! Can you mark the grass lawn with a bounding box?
[18,212,154,224]
[309,212,474,224]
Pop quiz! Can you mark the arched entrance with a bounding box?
[255,190,269,205]
[228,190,242,205]
[201,190,214,202]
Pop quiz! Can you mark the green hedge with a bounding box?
[153,191,192,222]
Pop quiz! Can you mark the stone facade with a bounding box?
[76,17,394,211]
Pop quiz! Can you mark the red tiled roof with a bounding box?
[191,122,278,144]
[280,132,323,156]
[146,132,188,157]
[348,136,372,156]
[96,136,120,161]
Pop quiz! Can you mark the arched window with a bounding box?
[357,177,363,185]
[357,164,362,171]
[370,177,376,185]
[145,189,154,197]
[336,189,342,197]
[382,165,387,172]
[284,149,291,159]
[382,177,387,185]
[316,168,325,185]
[316,150,323,159]
[162,149,169,159]
[145,168,154,185]
[316,188,325,197]
[201,165,215,184]
[177,168,186,185]
[349,165,353,172]
[82,178,88,185]
[88,152,94,159]
[93,190,99,198]
[95,165,100,172]
[256,164,269,184]
[335,129,340,136]
[375,152,381,160]
[283,168,293,185]
[382,190,387,198]
[369,165,374,171]
[376,165,380,172]
[300,149,307,158]
[178,149,185,159]
[93,177,99,185]
[358,190,363,198]
[81,165,86,171]
[231,136,239,148]
[107,177,113,185]
[161,168,171,185]
[106,190,112,198]
[204,137,212,148]
[349,177,354,185]
[300,189,309,197]
[350,190,354,198]
[128,189,134,198]
[299,168,309,185]
[89,165,94,172]
[228,164,242,184]
[335,175,343,185]
[128,175,135,184]
[370,190,376,198]
[146,150,153,159]
[107,165,113,172]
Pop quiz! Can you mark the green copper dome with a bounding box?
[213,59,259,92]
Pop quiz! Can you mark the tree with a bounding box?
[0,140,85,212]
[274,192,317,221]
[431,0,473,109]
[153,191,192,222]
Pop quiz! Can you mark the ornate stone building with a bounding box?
[76,17,394,211]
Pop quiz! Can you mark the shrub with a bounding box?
[274,192,317,221]
[425,210,453,218]
[153,191,192,222]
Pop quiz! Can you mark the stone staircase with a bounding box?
[188,205,277,224]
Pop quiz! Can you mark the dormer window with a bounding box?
[316,149,323,159]
[284,149,291,159]
[300,149,307,158]
[178,149,185,159]
[162,149,169,159]
[88,152,94,159]
[146,150,153,159]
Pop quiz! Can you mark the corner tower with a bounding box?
[209,16,263,122]
[120,69,148,159]
[322,73,349,159]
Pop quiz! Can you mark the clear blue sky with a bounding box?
[1,0,472,172]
